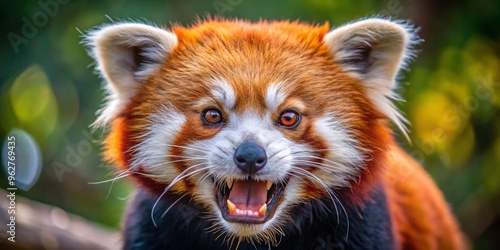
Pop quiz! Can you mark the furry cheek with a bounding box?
[309,114,366,188]
[129,109,186,184]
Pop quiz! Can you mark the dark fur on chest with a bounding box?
[123,184,394,250]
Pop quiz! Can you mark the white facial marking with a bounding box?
[210,78,236,109]
[131,106,186,181]
[312,115,365,187]
[265,82,288,112]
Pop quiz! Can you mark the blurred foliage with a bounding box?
[0,0,499,248]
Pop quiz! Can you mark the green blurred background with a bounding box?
[0,0,499,248]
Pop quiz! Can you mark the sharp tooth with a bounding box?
[266,180,273,190]
[258,204,267,217]
[227,178,234,189]
[227,199,236,215]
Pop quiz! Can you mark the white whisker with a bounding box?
[291,159,346,174]
[160,193,189,219]
[291,167,350,240]
[151,163,211,226]
[294,155,350,169]
[137,154,209,160]
[89,168,134,200]
[88,171,130,185]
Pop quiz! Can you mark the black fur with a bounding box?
[123,184,394,250]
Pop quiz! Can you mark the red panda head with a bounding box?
[87,18,419,243]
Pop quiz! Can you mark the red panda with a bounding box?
[86,17,468,249]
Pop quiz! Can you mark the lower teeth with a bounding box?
[226,199,267,218]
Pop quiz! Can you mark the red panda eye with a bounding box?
[278,110,301,128]
[202,109,223,125]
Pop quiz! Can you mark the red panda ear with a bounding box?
[86,23,178,128]
[323,18,421,139]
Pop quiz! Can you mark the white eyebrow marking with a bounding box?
[265,82,288,112]
[210,77,236,109]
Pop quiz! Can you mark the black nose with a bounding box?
[234,142,267,174]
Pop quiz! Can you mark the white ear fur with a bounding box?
[86,23,178,128]
[323,18,421,139]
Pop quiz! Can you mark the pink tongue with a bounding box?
[228,180,267,211]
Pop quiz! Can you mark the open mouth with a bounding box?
[216,177,289,224]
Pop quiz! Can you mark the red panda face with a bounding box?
[87,18,418,243]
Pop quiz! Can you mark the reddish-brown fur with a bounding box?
[102,19,466,249]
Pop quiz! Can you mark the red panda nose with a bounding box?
[234,142,268,174]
